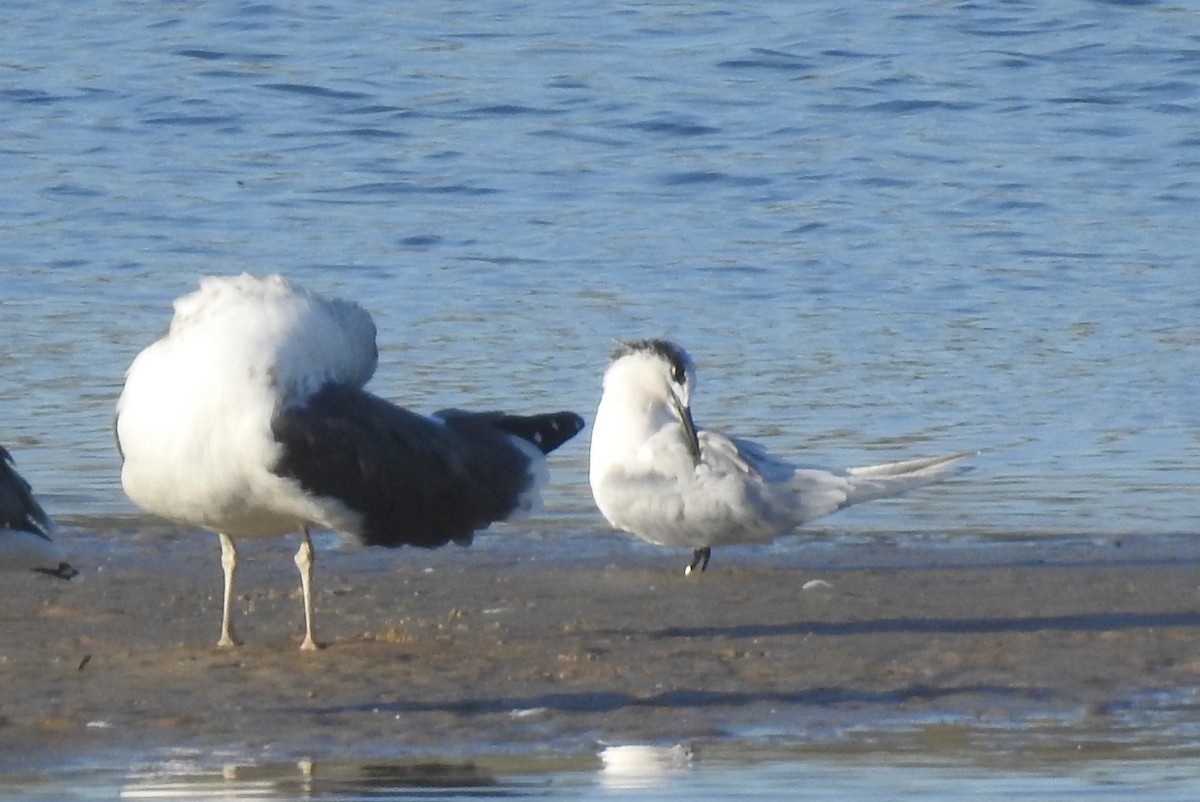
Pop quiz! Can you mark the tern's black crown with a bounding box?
[613,339,692,384]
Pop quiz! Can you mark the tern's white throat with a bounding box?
[589,339,698,485]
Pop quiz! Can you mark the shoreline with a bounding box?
[4,533,1200,772]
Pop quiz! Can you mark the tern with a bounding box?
[589,339,971,574]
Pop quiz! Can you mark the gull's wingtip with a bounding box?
[490,410,586,454]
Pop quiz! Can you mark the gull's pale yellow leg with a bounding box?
[217,533,241,648]
[294,528,320,651]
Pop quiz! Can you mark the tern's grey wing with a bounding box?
[618,429,811,546]
[734,446,972,527]
[0,445,52,538]
[700,432,859,527]
[271,385,538,549]
[719,436,799,483]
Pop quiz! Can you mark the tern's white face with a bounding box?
[602,339,700,462]
[604,339,692,404]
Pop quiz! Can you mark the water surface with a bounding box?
[8,741,1200,801]
[2,1,1197,542]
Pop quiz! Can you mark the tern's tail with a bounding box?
[841,451,973,508]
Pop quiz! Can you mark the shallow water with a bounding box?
[3,0,1200,797]
[9,742,1200,801]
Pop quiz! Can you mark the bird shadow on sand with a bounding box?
[310,683,1052,719]
[645,611,1200,641]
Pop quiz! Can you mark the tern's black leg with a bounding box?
[685,547,711,576]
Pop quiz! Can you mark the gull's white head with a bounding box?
[591,339,701,473]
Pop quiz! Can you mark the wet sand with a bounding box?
[4,532,1200,772]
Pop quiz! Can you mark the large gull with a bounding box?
[589,339,971,574]
[0,443,77,580]
[116,274,584,649]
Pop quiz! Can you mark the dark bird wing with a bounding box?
[436,408,584,455]
[0,444,52,538]
[271,385,582,549]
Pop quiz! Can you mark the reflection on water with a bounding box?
[598,744,693,790]
[120,759,503,800]
[2,746,1188,801]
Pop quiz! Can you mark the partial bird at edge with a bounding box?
[0,443,77,580]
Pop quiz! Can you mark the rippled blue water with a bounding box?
[4,1,1199,543]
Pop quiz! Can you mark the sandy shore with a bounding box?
[4,531,1200,771]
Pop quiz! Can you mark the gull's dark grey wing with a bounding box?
[271,384,582,549]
